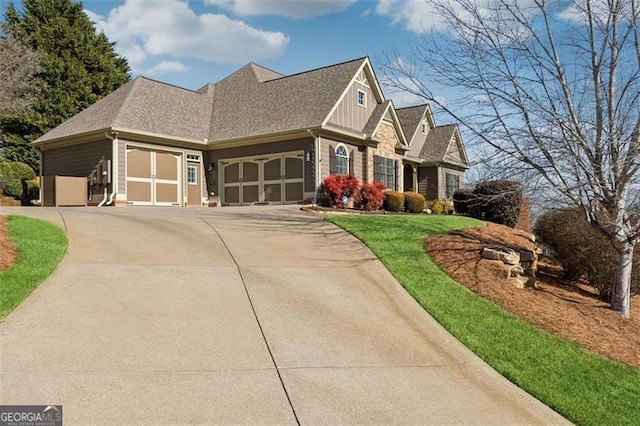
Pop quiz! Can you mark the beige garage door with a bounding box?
[221,152,304,206]
[126,147,181,206]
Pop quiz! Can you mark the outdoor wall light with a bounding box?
[207,163,215,172]
[305,151,312,162]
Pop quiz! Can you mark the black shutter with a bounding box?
[349,150,355,176]
[373,155,381,183]
[329,145,336,174]
[394,160,399,191]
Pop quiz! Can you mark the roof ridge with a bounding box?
[396,103,429,111]
[134,75,202,93]
[265,56,368,83]
[111,77,140,128]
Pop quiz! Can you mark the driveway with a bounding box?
[0,206,568,424]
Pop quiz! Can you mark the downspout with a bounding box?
[307,129,321,205]
[101,131,118,207]
[37,147,43,207]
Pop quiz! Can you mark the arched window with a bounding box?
[335,144,349,174]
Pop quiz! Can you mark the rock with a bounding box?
[481,247,520,265]
[507,276,526,288]
[510,264,525,276]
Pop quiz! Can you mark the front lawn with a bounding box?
[327,215,640,426]
[0,216,67,319]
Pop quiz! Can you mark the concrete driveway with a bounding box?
[0,206,568,424]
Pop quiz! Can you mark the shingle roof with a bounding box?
[35,57,375,145]
[207,57,367,143]
[420,124,458,163]
[396,104,426,144]
[362,100,391,136]
[35,77,213,143]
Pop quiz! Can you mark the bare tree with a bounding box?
[0,35,40,115]
[383,0,640,317]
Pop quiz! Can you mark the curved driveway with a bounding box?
[0,206,568,424]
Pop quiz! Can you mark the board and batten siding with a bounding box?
[43,140,112,179]
[328,79,376,132]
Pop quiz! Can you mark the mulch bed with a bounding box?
[426,222,640,369]
[0,216,17,271]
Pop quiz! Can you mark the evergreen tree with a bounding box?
[0,0,130,170]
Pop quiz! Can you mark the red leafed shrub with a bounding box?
[355,182,386,211]
[322,174,360,207]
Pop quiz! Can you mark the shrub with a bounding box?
[470,180,523,227]
[322,174,359,207]
[429,199,453,215]
[452,188,474,214]
[355,182,386,211]
[534,208,640,300]
[384,191,404,212]
[404,192,426,213]
[0,161,37,205]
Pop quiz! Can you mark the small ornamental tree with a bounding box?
[322,174,359,207]
[355,182,386,211]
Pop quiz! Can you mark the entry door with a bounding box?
[127,147,181,206]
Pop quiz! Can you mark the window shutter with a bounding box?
[373,155,381,182]
[349,150,355,176]
[394,160,399,191]
[329,146,337,174]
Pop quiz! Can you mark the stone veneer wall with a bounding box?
[368,122,403,190]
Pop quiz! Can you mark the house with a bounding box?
[397,104,470,200]
[32,57,469,207]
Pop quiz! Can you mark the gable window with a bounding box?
[445,173,459,198]
[357,89,366,107]
[335,144,349,174]
[187,165,198,185]
[374,156,396,190]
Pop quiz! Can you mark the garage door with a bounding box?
[221,152,304,206]
[126,147,182,206]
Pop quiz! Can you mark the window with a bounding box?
[374,156,396,190]
[357,89,366,107]
[187,165,198,185]
[335,144,349,174]
[421,122,426,134]
[445,173,459,198]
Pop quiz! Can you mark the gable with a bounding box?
[327,68,378,131]
[444,130,469,166]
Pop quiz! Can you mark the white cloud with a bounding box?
[375,0,553,34]
[143,61,189,76]
[206,0,356,18]
[85,0,289,74]
[375,0,447,33]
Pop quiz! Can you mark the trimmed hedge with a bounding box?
[384,191,404,212]
[429,199,452,215]
[404,192,426,213]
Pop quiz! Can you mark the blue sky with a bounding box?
[1,0,450,106]
[0,0,581,114]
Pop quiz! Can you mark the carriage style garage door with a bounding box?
[221,152,304,206]
[126,147,182,206]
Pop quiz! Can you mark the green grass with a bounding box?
[0,216,67,319]
[327,214,640,425]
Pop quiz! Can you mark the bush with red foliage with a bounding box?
[322,174,360,207]
[355,182,386,211]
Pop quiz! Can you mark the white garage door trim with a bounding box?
[219,151,304,206]
[126,146,182,206]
